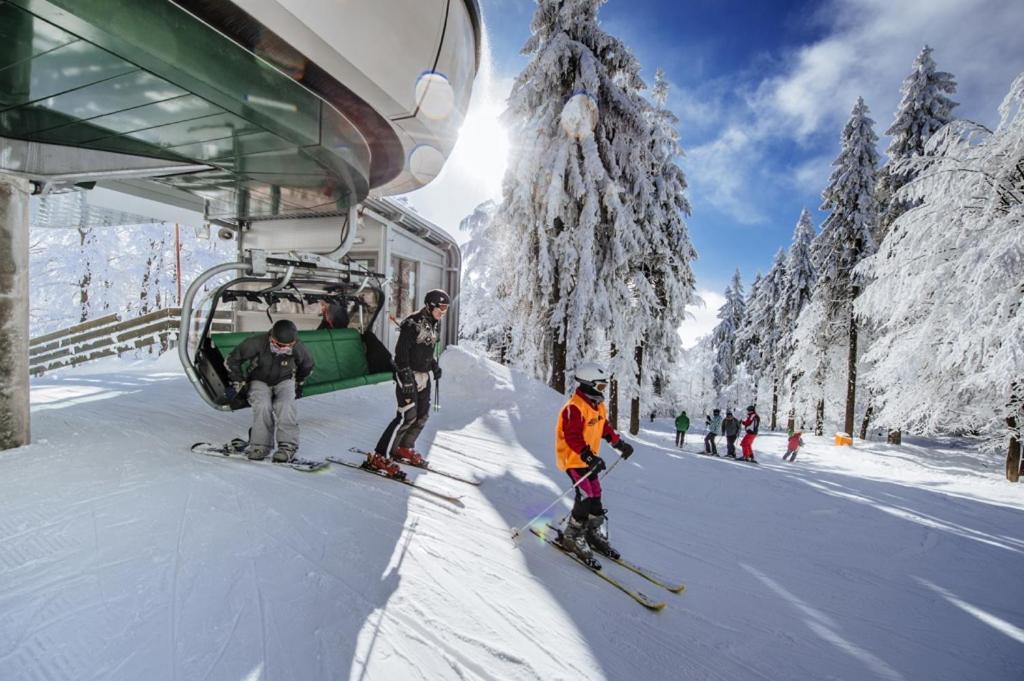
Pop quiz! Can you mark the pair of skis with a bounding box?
[191,442,329,472]
[190,442,477,506]
[326,448,479,507]
[530,524,684,611]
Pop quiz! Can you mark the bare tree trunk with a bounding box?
[139,240,156,316]
[786,409,796,434]
[1007,380,1022,482]
[844,306,858,437]
[629,344,643,435]
[77,227,91,322]
[859,404,873,440]
[771,380,779,431]
[551,331,567,393]
[815,398,824,436]
[609,343,619,430]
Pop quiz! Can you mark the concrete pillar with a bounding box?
[0,173,31,450]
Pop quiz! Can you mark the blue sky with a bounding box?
[407,0,1024,343]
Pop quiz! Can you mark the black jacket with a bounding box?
[722,416,741,437]
[394,308,439,374]
[226,333,315,387]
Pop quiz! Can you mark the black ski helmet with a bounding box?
[746,405,756,413]
[271,319,298,344]
[424,289,450,309]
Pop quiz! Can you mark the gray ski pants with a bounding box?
[248,379,298,450]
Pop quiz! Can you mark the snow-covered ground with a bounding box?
[2,347,1022,681]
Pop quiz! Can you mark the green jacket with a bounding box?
[675,413,690,431]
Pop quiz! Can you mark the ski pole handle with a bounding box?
[510,453,626,546]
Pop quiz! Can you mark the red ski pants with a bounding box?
[740,433,757,458]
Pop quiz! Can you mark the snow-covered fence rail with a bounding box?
[29,308,232,376]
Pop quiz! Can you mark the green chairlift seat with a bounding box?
[211,328,393,398]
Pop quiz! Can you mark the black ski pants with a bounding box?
[704,432,718,455]
[374,382,432,456]
[675,430,686,447]
[726,435,738,457]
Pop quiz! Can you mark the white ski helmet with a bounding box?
[574,362,610,390]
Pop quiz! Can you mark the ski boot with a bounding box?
[585,513,620,560]
[273,442,298,463]
[364,451,406,479]
[560,517,601,569]
[246,444,270,461]
[392,446,426,467]
[229,438,249,454]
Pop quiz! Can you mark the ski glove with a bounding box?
[397,368,417,401]
[613,440,634,459]
[295,382,305,399]
[432,363,442,382]
[580,446,606,475]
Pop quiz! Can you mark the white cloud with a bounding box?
[678,289,726,349]
[760,0,1024,140]
[682,0,1024,223]
[684,127,767,224]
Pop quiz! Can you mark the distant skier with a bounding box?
[674,410,690,447]
[704,408,722,456]
[650,411,656,423]
[783,429,803,462]
[225,319,315,462]
[366,289,449,476]
[741,405,760,462]
[721,410,741,458]
[556,362,634,568]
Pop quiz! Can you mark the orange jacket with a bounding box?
[556,389,620,471]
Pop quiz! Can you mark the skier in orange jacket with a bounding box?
[555,362,634,568]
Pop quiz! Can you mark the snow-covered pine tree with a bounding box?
[856,72,1024,456]
[751,249,787,429]
[494,0,651,391]
[733,271,763,404]
[877,46,958,237]
[776,209,817,430]
[458,200,509,358]
[711,269,745,392]
[816,97,879,436]
[620,68,697,434]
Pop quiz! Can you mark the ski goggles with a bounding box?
[270,337,296,350]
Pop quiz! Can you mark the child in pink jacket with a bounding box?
[783,430,803,462]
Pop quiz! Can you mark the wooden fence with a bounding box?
[29,308,232,376]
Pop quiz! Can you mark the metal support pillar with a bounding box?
[0,173,31,450]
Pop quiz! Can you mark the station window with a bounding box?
[389,256,418,323]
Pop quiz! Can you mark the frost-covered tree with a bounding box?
[672,335,718,417]
[748,249,787,428]
[458,201,509,358]
[495,0,651,391]
[877,46,958,236]
[776,209,817,427]
[856,72,1024,456]
[619,68,697,434]
[30,222,232,338]
[816,97,879,436]
[711,269,745,392]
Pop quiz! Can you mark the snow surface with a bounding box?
[2,347,1022,680]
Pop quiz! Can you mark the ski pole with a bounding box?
[433,375,440,412]
[510,454,625,546]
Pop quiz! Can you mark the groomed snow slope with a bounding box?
[2,347,1022,681]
